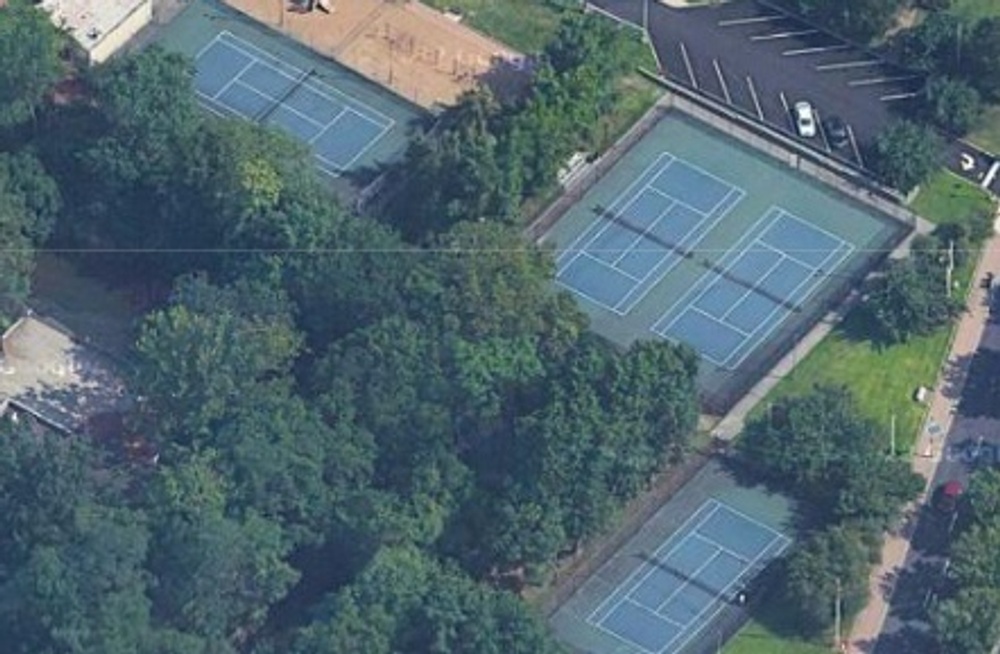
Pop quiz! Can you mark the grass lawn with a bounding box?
[420,0,564,53]
[968,105,1000,155]
[950,0,1000,22]
[722,173,995,653]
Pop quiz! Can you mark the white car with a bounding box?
[793,101,816,138]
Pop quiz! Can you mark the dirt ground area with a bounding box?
[223,0,528,108]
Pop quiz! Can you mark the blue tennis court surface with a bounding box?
[651,207,853,369]
[587,499,790,654]
[193,31,394,175]
[556,153,745,315]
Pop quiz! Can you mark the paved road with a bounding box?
[848,221,1000,654]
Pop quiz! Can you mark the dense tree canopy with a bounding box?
[0,0,63,130]
[870,119,943,193]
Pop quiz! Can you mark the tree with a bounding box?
[870,120,943,192]
[787,0,906,42]
[966,17,1000,101]
[864,254,962,344]
[923,76,982,135]
[135,275,303,441]
[0,0,63,129]
[965,468,1000,525]
[285,546,561,654]
[781,524,873,636]
[950,521,1000,589]
[144,453,299,644]
[740,385,922,523]
[932,587,1000,654]
[896,11,962,73]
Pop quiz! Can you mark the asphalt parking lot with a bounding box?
[591,0,925,169]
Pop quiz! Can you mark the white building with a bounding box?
[39,0,153,64]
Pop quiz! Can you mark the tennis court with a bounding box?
[195,30,394,175]
[588,499,790,654]
[651,206,853,369]
[549,460,794,654]
[543,111,906,411]
[153,0,421,189]
[556,153,744,315]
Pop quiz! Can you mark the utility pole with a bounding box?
[890,413,897,458]
[946,240,956,298]
[642,0,649,43]
[834,577,843,651]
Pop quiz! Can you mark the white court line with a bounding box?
[232,79,326,129]
[692,532,751,564]
[590,615,660,654]
[718,252,787,322]
[650,207,783,345]
[554,277,628,317]
[653,549,726,614]
[628,598,687,629]
[718,15,783,26]
[651,156,749,209]
[597,508,728,634]
[194,32,224,62]
[588,500,723,625]
[610,196,677,266]
[665,523,789,654]
[217,31,394,128]
[313,107,394,171]
[692,304,751,337]
[615,187,744,314]
[772,207,853,248]
[556,153,674,272]
[646,185,719,221]
[718,212,855,369]
[783,44,852,56]
[750,29,818,41]
[706,503,791,547]
[581,251,643,283]
[212,59,257,101]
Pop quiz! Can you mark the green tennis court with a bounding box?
[543,111,906,412]
[153,0,422,184]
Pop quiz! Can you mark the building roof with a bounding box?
[39,0,147,55]
[0,315,131,434]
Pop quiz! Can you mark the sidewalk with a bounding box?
[847,221,1000,653]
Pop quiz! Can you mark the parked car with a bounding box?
[824,115,849,148]
[793,101,816,138]
[934,480,963,514]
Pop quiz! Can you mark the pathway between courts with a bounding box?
[848,209,1000,653]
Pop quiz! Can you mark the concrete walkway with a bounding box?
[847,217,1000,653]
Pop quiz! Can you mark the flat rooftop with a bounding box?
[0,315,131,434]
[39,0,147,52]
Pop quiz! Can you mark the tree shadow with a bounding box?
[869,623,939,654]
[957,349,1000,419]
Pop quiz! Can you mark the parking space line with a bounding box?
[815,60,881,71]
[881,91,920,101]
[750,29,818,41]
[718,15,783,27]
[679,42,697,89]
[713,59,731,104]
[746,76,764,120]
[848,75,922,87]
[778,91,793,131]
[783,44,852,56]
[847,124,864,168]
[813,108,831,153]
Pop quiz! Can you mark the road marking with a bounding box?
[848,75,922,87]
[814,108,831,152]
[718,15,783,26]
[746,76,764,120]
[880,91,920,101]
[713,59,731,104]
[750,29,818,41]
[815,60,881,71]
[679,42,697,89]
[778,91,794,132]
[783,44,852,56]
[847,124,864,168]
